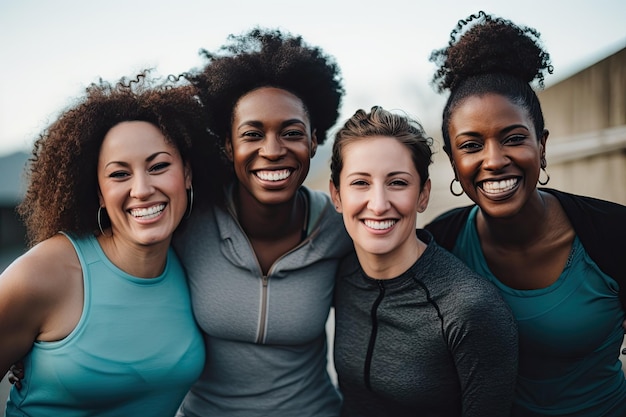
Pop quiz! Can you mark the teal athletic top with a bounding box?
[452,206,626,417]
[5,233,205,417]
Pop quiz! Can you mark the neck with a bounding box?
[477,189,550,249]
[235,186,305,241]
[97,234,170,278]
[355,236,425,280]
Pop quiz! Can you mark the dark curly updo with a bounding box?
[186,28,344,148]
[18,72,223,246]
[429,11,554,154]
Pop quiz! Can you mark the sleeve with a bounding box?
[444,276,518,417]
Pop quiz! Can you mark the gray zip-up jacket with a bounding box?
[173,186,352,417]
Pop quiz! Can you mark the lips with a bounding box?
[129,203,165,220]
[480,178,519,195]
[363,219,397,230]
[254,169,292,182]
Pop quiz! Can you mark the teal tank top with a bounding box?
[5,233,205,417]
[452,207,626,416]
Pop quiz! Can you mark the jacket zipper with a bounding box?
[256,275,269,343]
[364,280,386,391]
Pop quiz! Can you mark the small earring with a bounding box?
[185,184,194,218]
[449,178,464,197]
[538,167,550,186]
[97,206,111,236]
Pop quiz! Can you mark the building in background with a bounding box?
[0,151,28,271]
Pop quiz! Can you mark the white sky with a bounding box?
[1,0,625,157]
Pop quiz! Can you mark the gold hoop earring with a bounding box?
[97,206,111,236]
[538,167,550,186]
[185,184,194,218]
[449,179,464,197]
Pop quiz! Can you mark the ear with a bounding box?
[540,129,549,168]
[310,129,318,158]
[329,180,342,213]
[416,178,431,213]
[225,137,234,161]
[97,187,104,207]
[184,162,193,189]
[449,160,459,181]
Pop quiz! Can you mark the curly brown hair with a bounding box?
[429,11,554,154]
[17,72,224,247]
[330,106,433,188]
[186,28,344,152]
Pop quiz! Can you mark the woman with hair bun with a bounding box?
[426,11,626,416]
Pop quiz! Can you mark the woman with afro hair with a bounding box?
[172,28,353,416]
[426,11,626,416]
[0,72,224,416]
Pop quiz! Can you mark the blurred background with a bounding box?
[1,0,625,407]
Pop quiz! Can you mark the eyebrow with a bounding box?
[104,151,171,169]
[455,124,530,139]
[236,118,307,130]
[346,171,413,178]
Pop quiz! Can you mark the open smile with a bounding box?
[254,169,293,182]
[129,203,166,220]
[478,177,519,196]
[363,219,397,230]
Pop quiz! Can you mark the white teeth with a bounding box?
[364,219,396,230]
[482,178,518,194]
[256,169,291,181]
[130,204,165,220]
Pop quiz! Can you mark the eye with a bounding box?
[349,179,369,187]
[458,141,482,152]
[389,179,409,187]
[241,131,263,141]
[504,134,527,145]
[109,171,129,179]
[283,129,306,140]
[149,162,170,173]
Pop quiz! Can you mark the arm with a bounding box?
[0,235,82,377]
[447,283,518,417]
[0,255,48,376]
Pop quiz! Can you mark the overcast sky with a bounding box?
[1,0,625,157]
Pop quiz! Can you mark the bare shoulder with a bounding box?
[1,234,81,301]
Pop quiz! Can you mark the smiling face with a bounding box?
[330,136,430,268]
[97,121,191,248]
[447,93,547,219]
[226,86,317,206]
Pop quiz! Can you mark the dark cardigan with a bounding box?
[425,188,626,311]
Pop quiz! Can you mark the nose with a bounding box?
[259,135,287,160]
[482,141,510,171]
[367,184,390,215]
[130,173,154,200]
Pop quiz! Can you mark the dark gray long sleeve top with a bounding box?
[334,230,518,417]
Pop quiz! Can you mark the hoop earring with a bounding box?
[538,167,550,186]
[449,178,464,197]
[97,206,111,236]
[185,184,194,219]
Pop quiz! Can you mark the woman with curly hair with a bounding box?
[0,73,222,416]
[426,11,626,416]
[172,28,353,417]
[329,106,517,416]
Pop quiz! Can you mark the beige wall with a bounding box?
[538,46,626,205]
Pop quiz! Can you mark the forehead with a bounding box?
[99,121,175,158]
[233,87,308,122]
[451,93,532,127]
[342,136,415,170]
